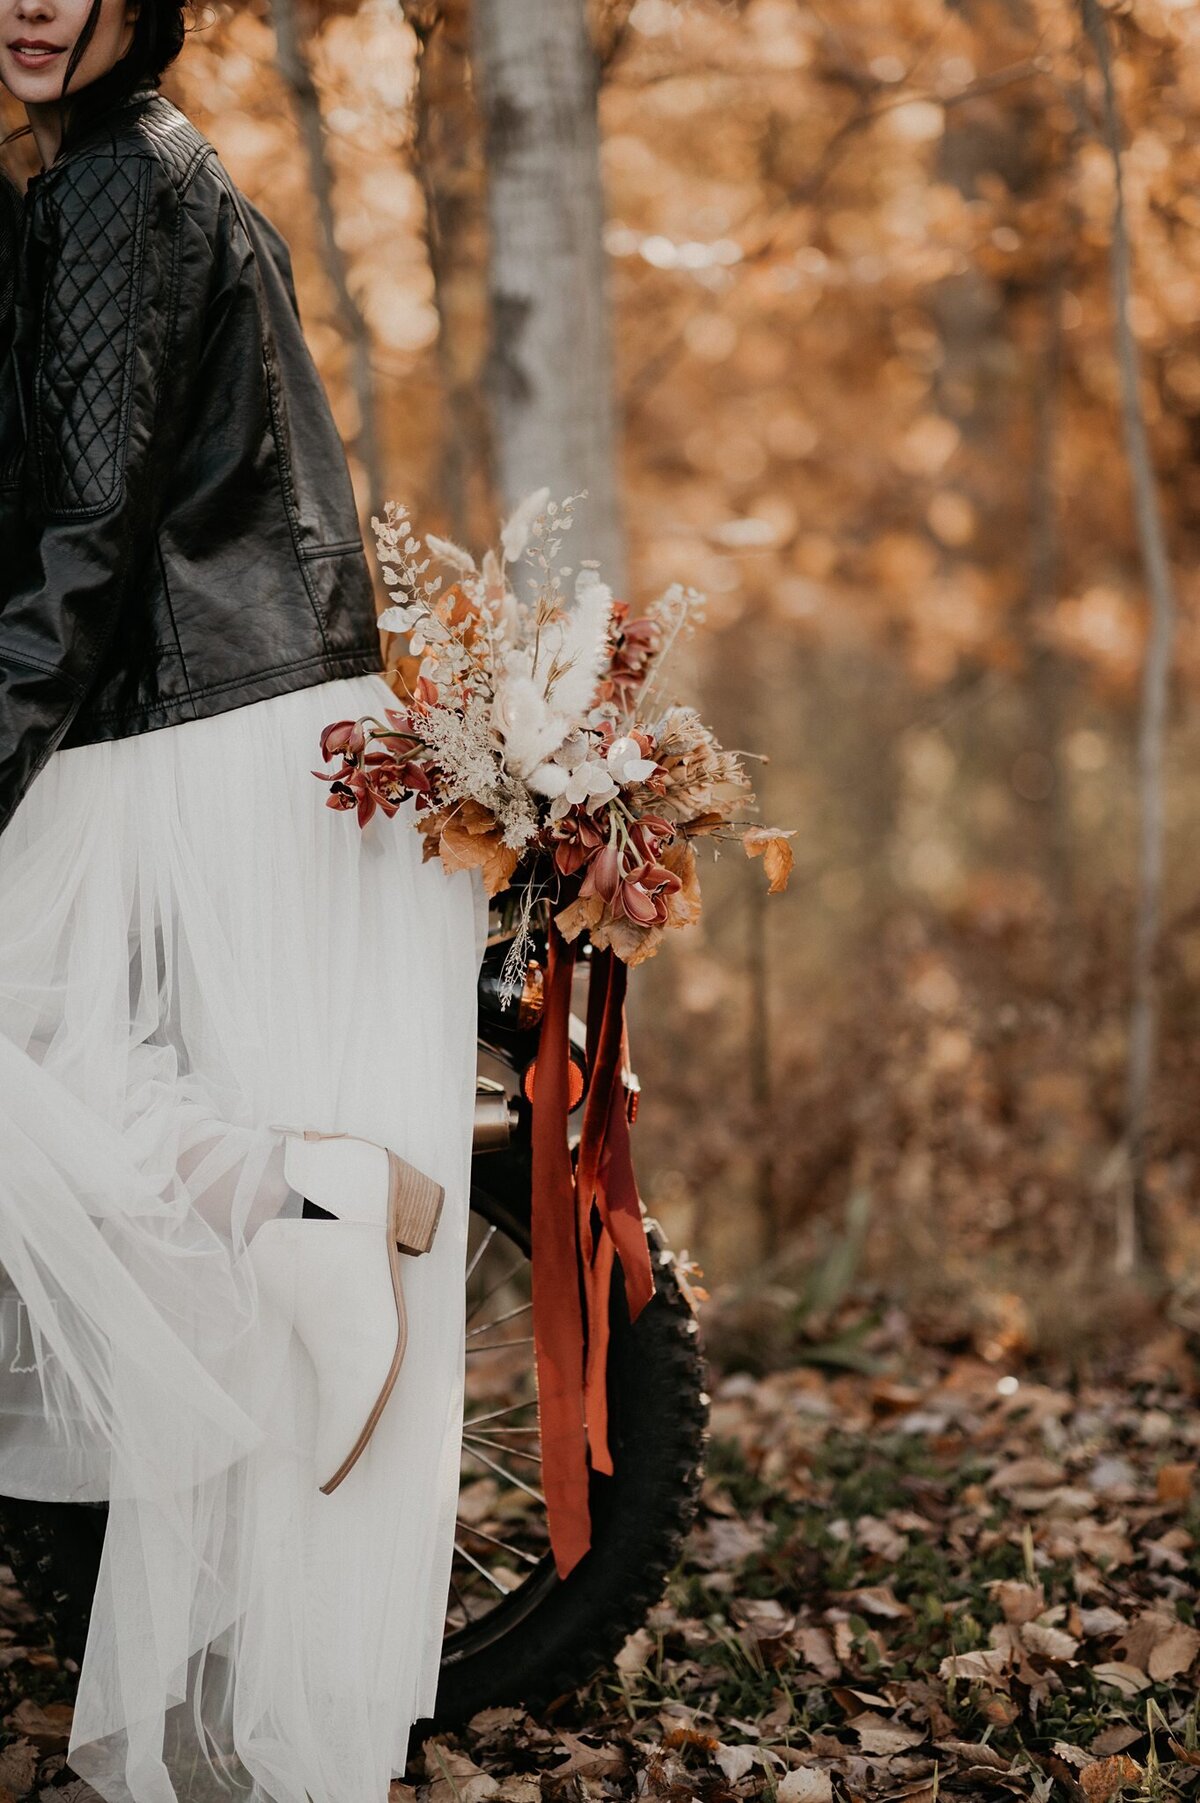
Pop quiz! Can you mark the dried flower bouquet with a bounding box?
[314,488,793,990]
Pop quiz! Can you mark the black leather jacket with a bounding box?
[0,85,383,839]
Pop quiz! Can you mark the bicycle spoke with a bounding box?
[466,1300,532,1339]
[462,1400,538,1429]
[465,1335,534,1355]
[464,1221,499,1284]
[453,1537,517,1594]
[463,1424,540,1438]
[447,1574,475,1624]
[461,1441,546,1504]
[465,1261,530,1326]
[454,1520,541,1566]
[463,1431,542,1466]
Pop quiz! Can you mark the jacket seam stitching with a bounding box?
[214,168,335,658]
[299,540,365,560]
[79,645,382,723]
[155,531,194,711]
[0,647,85,689]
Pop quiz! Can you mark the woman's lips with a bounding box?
[9,44,66,70]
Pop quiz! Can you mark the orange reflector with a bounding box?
[523,1054,586,1111]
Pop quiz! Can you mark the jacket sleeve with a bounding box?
[0,169,20,359]
[0,152,178,837]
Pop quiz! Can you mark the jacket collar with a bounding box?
[25,82,159,196]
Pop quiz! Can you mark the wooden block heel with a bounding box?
[388,1150,445,1256]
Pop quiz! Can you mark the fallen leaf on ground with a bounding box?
[0,1741,36,1798]
[1092,1661,1150,1696]
[1021,1620,1079,1660]
[845,1711,925,1754]
[2,1703,72,1753]
[714,1742,756,1782]
[423,1739,500,1802]
[1156,1463,1194,1506]
[777,1770,833,1803]
[1079,1754,1142,1802]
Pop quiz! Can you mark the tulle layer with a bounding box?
[0,671,486,1803]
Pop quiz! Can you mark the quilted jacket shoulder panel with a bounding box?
[34,154,153,519]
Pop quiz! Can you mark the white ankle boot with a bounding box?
[246,1128,445,1493]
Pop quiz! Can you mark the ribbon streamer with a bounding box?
[529,919,656,1580]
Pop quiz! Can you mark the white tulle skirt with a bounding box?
[0,670,487,1803]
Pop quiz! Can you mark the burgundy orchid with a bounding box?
[319,717,367,761]
[577,838,682,925]
[598,603,661,712]
[579,841,623,905]
[621,860,682,926]
[628,813,674,864]
[550,811,607,877]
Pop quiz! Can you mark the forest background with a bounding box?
[6,0,1199,1364]
[8,2,1200,1796]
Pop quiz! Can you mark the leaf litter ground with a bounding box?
[3,1323,1200,1801]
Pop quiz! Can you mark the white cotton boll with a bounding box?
[527,761,572,798]
[500,488,551,565]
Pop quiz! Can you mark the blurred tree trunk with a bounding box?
[930,44,1072,901]
[1024,258,1071,905]
[269,0,384,522]
[400,0,495,542]
[471,0,626,587]
[1083,0,1176,1277]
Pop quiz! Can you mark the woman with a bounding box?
[0,2,486,1799]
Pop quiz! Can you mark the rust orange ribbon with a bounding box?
[528,918,657,1579]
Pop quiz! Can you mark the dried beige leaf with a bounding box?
[742,826,795,892]
[423,1737,500,1802]
[615,1626,655,1675]
[794,1623,841,1679]
[845,1710,925,1755]
[1092,1661,1150,1696]
[939,1646,1010,1685]
[1021,1621,1080,1661]
[4,1701,71,1753]
[1076,1520,1135,1567]
[1079,1606,1128,1637]
[777,1768,833,1803]
[986,1457,1067,1491]
[548,1731,626,1778]
[844,1583,911,1620]
[713,1743,756,1783]
[1147,1619,1200,1681]
[1049,1741,1090,1770]
[992,1579,1044,1624]
[1090,1727,1141,1758]
[936,1740,1010,1771]
[855,1514,908,1561]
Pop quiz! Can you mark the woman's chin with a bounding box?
[0,63,68,105]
